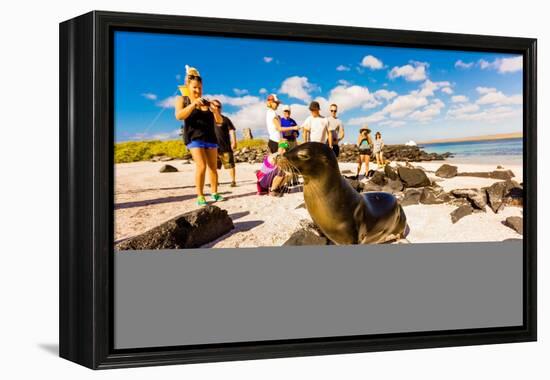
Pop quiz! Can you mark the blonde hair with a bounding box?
[185,65,201,84]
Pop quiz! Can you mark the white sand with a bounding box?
[115,160,523,247]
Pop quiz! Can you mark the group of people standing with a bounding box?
[174,66,386,205]
[264,93,386,188]
[265,94,345,158]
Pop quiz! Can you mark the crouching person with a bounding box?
[256,141,291,197]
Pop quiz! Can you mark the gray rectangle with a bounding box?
[114,241,523,349]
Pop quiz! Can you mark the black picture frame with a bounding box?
[59,10,537,369]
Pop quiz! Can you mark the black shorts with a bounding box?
[332,144,340,157]
[359,149,372,156]
[268,139,279,154]
[217,151,235,169]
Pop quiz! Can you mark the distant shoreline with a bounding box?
[419,132,522,145]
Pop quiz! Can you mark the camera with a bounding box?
[200,98,210,106]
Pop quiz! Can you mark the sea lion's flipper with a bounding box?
[353,201,369,244]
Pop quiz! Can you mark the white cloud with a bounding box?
[279,76,317,103]
[225,101,267,134]
[451,95,469,103]
[141,93,158,101]
[379,120,406,128]
[326,84,378,112]
[233,88,249,96]
[374,89,398,101]
[338,79,351,86]
[263,57,273,63]
[478,59,492,69]
[498,56,523,73]
[130,129,180,141]
[414,80,451,97]
[478,56,523,73]
[360,55,384,70]
[336,65,351,71]
[455,60,474,69]
[408,99,445,122]
[448,106,521,123]
[259,88,267,94]
[476,91,522,106]
[389,62,427,81]
[348,111,386,126]
[284,103,310,125]
[441,87,454,95]
[205,94,261,107]
[156,96,177,108]
[382,93,429,118]
[447,103,480,118]
[476,86,497,94]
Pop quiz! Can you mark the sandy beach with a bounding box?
[114,158,523,248]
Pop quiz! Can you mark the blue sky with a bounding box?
[114,31,523,144]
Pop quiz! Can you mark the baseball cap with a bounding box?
[282,105,291,112]
[308,101,320,111]
[267,94,280,103]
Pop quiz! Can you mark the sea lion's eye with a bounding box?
[297,150,310,160]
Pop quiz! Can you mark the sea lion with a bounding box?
[280,142,407,245]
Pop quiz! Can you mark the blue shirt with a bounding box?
[280,117,299,140]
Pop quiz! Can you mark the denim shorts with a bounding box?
[187,140,218,149]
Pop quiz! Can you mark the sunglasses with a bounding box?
[187,74,202,82]
[330,109,337,112]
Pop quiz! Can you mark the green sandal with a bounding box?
[211,193,224,202]
[197,196,207,206]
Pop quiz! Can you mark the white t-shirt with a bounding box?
[265,108,281,142]
[327,116,343,142]
[303,115,329,143]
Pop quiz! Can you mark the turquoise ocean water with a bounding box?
[422,138,523,164]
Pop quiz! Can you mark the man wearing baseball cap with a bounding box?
[265,94,299,153]
[302,101,332,148]
[280,104,299,150]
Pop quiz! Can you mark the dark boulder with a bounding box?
[382,178,404,193]
[384,165,399,180]
[420,187,447,205]
[400,188,423,206]
[457,170,515,180]
[397,167,431,188]
[370,171,387,186]
[504,216,523,235]
[451,204,474,224]
[283,220,330,246]
[343,176,364,192]
[159,164,178,173]
[451,188,487,210]
[115,205,234,250]
[435,164,458,178]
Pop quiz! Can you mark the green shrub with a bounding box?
[114,138,268,163]
[236,138,267,150]
[114,140,188,163]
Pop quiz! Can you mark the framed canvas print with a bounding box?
[59,11,537,369]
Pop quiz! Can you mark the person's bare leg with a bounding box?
[365,156,370,174]
[229,167,236,184]
[380,152,385,165]
[356,157,363,177]
[204,148,219,194]
[190,148,207,196]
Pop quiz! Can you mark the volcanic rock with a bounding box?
[115,205,234,250]
[435,164,458,178]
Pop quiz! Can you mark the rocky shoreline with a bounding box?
[150,143,453,165]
